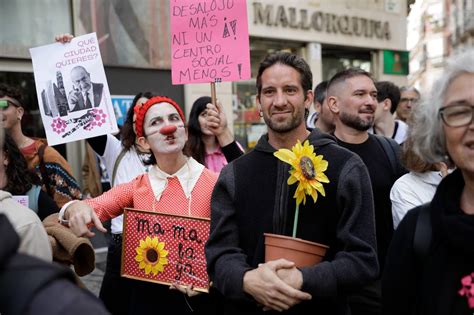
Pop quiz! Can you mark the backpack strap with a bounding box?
[373,135,399,175]
[38,144,54,198]
[413,203,432,265]
[111,148,127,186]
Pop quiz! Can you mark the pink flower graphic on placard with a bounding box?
[83,108,108,131]
[51,117,67,134]
[458,272,474,309]
[92,108,107,128]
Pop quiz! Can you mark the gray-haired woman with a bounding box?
[382,49,474,315]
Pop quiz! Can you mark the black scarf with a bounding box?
[419,169,474,314]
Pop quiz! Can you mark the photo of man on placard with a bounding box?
[68,65,103,112]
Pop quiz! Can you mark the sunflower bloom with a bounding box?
[274,140,330,237]
[274,140,330,206]
[135,236,169,276]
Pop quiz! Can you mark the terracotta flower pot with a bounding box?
[264,233,329,268]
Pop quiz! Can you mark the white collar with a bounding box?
[148,157,204,202]
[415,171,444,186]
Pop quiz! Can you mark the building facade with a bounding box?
[0,0,409,183]
[407,0,473,94]
[187,0,409,148]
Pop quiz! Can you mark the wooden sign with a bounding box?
[121,208,210,292]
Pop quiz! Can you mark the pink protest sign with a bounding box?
[122,208,210,292]
[170,0,251,85]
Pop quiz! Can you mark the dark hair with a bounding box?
[2,133,39,194]
[0,83,24,107]
[375,81,401,114]
[184,96,212,166]
[327,68,374,95]
[120,92,158,150]
[314,81,328,104]
[256,51,313,100]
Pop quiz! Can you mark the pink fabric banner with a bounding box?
[170,0,251,85]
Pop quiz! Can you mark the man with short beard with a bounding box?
[326,68,406,315]
[206,53,378,315]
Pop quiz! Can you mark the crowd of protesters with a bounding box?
[0,35,472,315]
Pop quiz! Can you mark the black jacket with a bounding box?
[0,214,108,315]
[206,129,379,314]
[382,169,474,315]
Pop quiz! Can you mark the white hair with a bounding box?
[411,49,474,163]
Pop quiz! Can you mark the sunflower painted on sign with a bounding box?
[274,140,330,237]
[135,236,169,276]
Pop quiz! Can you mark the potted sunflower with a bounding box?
[264,140,330,267]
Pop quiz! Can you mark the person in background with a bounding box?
[0,83,82,208]
[59,96,218,313]
[55,33,158,315]
[372,81,408,144]
[0,214,108,315]
[306,81,335,133]
[88,92,153,315]
[185,96,244,173]
[0,115,52,262]
[1,133,59,220]
[396,86,420,123]
[326,68,406,315]
[383,49,474,315]
[82,143,111,199]
[206,51,378,314]
[0,194,52,262]
[390,136,448,229]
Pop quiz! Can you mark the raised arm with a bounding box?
[60,178,137,237]
[205,101,244,162]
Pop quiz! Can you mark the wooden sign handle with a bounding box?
[210,82,217,109]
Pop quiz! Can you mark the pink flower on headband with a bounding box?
[458,273,474,309]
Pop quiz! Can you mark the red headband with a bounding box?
[134,96,185,138]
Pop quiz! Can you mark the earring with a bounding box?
[259,110,263,118]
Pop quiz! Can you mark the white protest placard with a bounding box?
[29,33,118,146]
[170,0,251,85]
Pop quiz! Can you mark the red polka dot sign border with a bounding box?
[121,208,210,292]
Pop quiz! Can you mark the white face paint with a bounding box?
[143,103,187,155]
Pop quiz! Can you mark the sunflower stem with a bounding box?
[292,203,299,238]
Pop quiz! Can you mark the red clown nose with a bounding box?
[159,125,177,135]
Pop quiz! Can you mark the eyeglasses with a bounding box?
[399,97,419,104]
[439,104,474,127]
[0,99,20,110]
